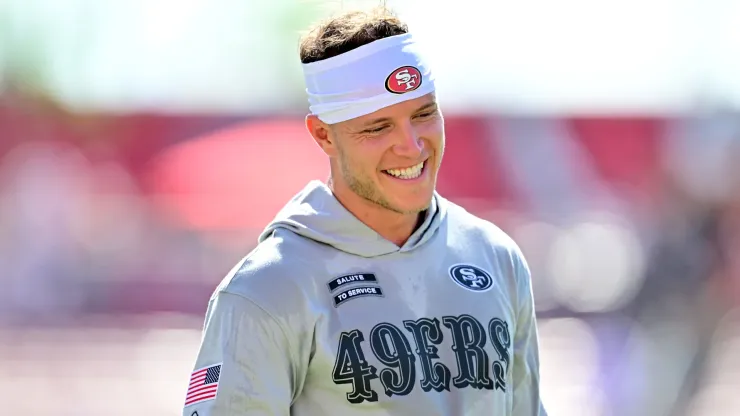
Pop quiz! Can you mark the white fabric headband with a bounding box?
[302,33,435,124]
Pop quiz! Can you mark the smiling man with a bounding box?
[183,7,547,416]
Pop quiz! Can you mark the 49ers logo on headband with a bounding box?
[385,66,422,94]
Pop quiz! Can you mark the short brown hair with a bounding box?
[299,7,408,64]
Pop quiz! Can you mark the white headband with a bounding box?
[302,33,435,124]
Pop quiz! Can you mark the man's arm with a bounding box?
[182,291,300,416]
[511,252,548,415]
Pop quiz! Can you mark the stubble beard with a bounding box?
[339,153,428,216]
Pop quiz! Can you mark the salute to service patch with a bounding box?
[327,273,384,307]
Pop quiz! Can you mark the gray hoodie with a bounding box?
[183,180,547,416]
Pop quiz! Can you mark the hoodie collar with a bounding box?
[258,181,446,258]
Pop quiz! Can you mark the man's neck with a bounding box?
[328,180,422,247]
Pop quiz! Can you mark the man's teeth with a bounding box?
[385,161,425,179]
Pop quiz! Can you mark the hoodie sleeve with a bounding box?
[182,291,301,416]
[511,251,548,416]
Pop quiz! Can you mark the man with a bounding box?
[183,7,547,416]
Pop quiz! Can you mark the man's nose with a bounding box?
[392,122,423,158]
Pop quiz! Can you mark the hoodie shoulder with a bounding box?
[214,231,320,314]
[445,200,525,263]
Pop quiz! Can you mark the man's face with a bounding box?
[326,93,444,214]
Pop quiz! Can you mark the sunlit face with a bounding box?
[326,93,444,214]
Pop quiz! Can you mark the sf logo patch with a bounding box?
[385,66,422,94]
[449,264,493,292]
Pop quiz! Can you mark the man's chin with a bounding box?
[354,183,434,215]
[389,196,433,215]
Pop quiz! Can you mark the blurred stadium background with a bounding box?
[1,0,740,414]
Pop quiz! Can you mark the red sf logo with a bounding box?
[385,66,422,94]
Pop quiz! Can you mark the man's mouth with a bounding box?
[383,160,426,180]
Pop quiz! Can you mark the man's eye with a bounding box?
[364,126,388,134]
[415,111,435,119]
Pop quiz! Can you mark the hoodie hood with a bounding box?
[258,180,447,258]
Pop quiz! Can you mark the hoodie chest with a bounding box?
[316,250,516,329]
[302,248,518,410]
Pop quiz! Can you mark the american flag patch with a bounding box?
[184,364,222,407]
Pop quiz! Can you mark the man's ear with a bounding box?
[306,115,338,157]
